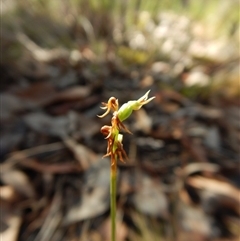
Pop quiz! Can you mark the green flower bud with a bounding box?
[117,102,134,122]
[117,90,155,122]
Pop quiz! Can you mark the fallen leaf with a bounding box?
[63,138,97,170]
[63,159,110,225]
[187,176,240,215]
[20,157,82,174]
[177,201,214,238]
[0,169,35,198]
[181,162,220,177]
[187,176,240,203]
[132,173,168,219]
[0,206,22,241]
[15,81,90,108]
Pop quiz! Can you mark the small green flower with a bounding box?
[117,90,155,122]
[99,90,155,164]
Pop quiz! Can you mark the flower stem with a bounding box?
[110,157,117,241]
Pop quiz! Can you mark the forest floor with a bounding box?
[1,3,240,241]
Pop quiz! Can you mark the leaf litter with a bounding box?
[1,7,240,241]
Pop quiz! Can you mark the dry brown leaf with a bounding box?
[181,162,220,177]
[177,201,213,238]
[1,142,65,172]
[55,86,91,102]
[63,160,110,225]
[132,173,169,219]
[63,138,97,170]
[1,169,35,198]
[15,81,90,108]
[20,157,82,174]
[187,176,240,203]
[0,206,22,241]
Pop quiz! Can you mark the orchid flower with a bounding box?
[98,90,155,241]
[99,90,155,165]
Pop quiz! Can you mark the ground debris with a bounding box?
[1,5,239,240]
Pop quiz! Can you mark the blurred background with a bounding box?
[1,0,240,241]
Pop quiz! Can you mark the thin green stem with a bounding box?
[110,157,117,241]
